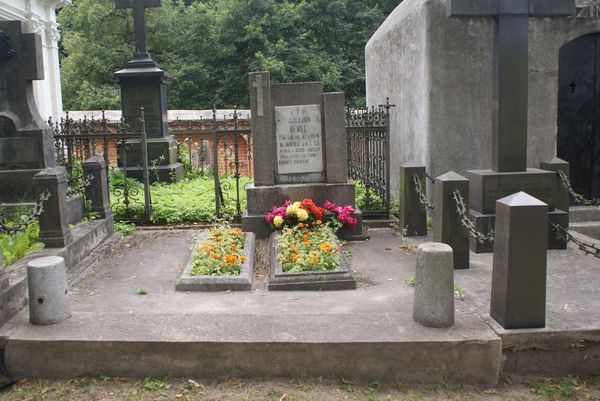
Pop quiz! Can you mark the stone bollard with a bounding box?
[83,156,113,220]
[27,256,71,325]
[413,243,454,328]
[433,171,470,269]
[490,192,548,329]
[33,167,73,248]
[399,162,427,236]
[540,158,569,250]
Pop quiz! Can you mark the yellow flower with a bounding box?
[273,215,284,228]
[297,209,309,221]
[286,204,299,216]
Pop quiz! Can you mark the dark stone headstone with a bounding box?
[490,192,548,329]
[114,0,183,183]
[33,167,73,248]
[0,21,56,203]
[398,162,427,236]
[433,171,470,269]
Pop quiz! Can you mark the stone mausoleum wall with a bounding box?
[0,0,69,121]
[366,0,600,198]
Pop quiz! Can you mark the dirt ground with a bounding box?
[1,376,599,401]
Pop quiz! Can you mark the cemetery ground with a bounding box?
[1,224,599,394]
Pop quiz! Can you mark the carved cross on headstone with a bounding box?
[252,75,268,116]
[116,0,161,58]
[447,0,575,172]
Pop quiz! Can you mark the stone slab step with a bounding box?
[1,311,502,385]
[569,206,600,223]
[569,222,600,241]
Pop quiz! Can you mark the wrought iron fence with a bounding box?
[346,99,394,218]
[49,108,152,223]
[172,107,253,221]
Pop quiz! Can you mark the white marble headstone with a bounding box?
[275,104,323,175]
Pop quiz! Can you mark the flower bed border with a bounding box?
[268,232,356,291]
[176,231,255,292]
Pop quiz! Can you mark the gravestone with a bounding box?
[0,21,56,203]
[114,0,183,183]
[242,71,363,239]
[447,0,575,253]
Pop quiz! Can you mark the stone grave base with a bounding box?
[268,232,356,291]
[2,227,600,384]
[469,209,569,253]
[176,232,255,292]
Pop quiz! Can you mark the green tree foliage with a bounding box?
[58,0,401,111]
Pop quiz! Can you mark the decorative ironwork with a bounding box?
[171,107,252,221]
[0,190,51,235]
[551,222,600,258]
[558,170,600,207]
[452,189,495,243]
[51,109,152,223]
[412,175,434,211]
[346,98,394,218]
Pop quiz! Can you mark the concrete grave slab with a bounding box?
[176,231,255,292]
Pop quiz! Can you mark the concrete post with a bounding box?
[27,256,71,325]
[83,156,113,220]
[433,172,470,269]
[490,192,548,329]
[399,162,427,236]
[540,158,569,250]
[33,167,73,248]
[413,242,454,328]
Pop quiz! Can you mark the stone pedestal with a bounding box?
[114,67,183,183]
[398,163,427,236]
[413,242,454,328]
[465,168,559,253]
[83,156,114,228]
[27,256,71,325]
[433,172,470,269]
[33,167,73,248]
[490,192,548,329]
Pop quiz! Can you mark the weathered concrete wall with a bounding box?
[366,0,600,199]
[365,0,430,199]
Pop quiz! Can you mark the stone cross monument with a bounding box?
[114,0,183,183]
[116,0,160,68]
[447,0,575,252]
[0,21,56,203]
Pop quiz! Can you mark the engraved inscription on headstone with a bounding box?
[275,105,323,175]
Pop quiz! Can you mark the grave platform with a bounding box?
[1,228,599,385]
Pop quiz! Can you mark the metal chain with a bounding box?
[412,175,434,211]
[425,173,436,185]
[558,170,600,207]
[0,191,51,235]
[451,189,495,243]
[551,222,600,258]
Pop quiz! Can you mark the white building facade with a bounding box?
[0,0,70,121]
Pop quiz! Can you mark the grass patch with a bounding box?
[0,220,44,267]
[110,173,251,224]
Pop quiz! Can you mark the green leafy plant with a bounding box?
[0,221,44,266]
[137,288,148,295]
[114,221,135,235]
[278,224,341,272]
[190,224,246,276]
